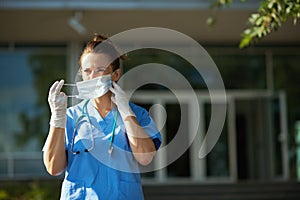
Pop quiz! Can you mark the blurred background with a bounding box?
[0,0,300,199]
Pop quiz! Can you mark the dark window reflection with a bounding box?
[123,49,206,90]
[212,54,266,89]
[205,103,229,177]
[166,103,190,177]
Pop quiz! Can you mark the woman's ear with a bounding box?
[111,68,121,82]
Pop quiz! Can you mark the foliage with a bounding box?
[239,0,300,48]
[0,180,61,200]
[210,0,300,48]
[0,190,9,200]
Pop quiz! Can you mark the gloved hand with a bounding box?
[48,80,68,128]
[110,82,135,120]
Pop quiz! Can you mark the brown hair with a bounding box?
[79,34,127,71]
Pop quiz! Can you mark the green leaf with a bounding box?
[206,16,216,26]
[257,26,265,37]
[244,28,252,35]
[255,16,264,25]
[239,34,253,48]
[268,0,276,9]
[249,13,260,24]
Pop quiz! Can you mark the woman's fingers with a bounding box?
[50,80,64,95]
[55,80,64,94]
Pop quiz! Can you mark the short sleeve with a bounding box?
[130,103,162,150]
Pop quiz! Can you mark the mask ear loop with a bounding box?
[65,69,83,101]
[63,83,78,98]
[64,83,76,86]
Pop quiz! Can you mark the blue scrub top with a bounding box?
[61,100,162,200]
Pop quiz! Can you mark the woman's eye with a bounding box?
[97,68,105,73]
[83,69,91,73]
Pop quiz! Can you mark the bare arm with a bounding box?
[123,116,156,166]
[43,127,67,176]
[44,80,68,176]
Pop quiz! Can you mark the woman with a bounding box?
[43,34,162,199]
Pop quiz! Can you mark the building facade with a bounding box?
[0,0,300,185]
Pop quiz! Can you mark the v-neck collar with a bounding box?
[86,100,117,130]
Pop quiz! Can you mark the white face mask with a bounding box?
[74,74,112,100]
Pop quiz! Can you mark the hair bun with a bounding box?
[92,33,108,42]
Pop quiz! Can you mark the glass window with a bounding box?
[166,103,190,178]
[211,54,266,89]
[273,53,300,178]
[204,103,229,178]
[0,45,67,178]
[0,46,67,152]
[271,97,283,177]
[123,49,206,90]
[274,55,300,124]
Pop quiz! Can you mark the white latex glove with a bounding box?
[110,82,136,120]
[48,80,68,128]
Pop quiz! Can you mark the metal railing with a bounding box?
[0,152,53,180]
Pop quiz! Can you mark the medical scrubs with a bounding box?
[60,100,161,200]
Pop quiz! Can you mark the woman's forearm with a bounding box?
[123,117,156,166]
[43,126,67,176]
